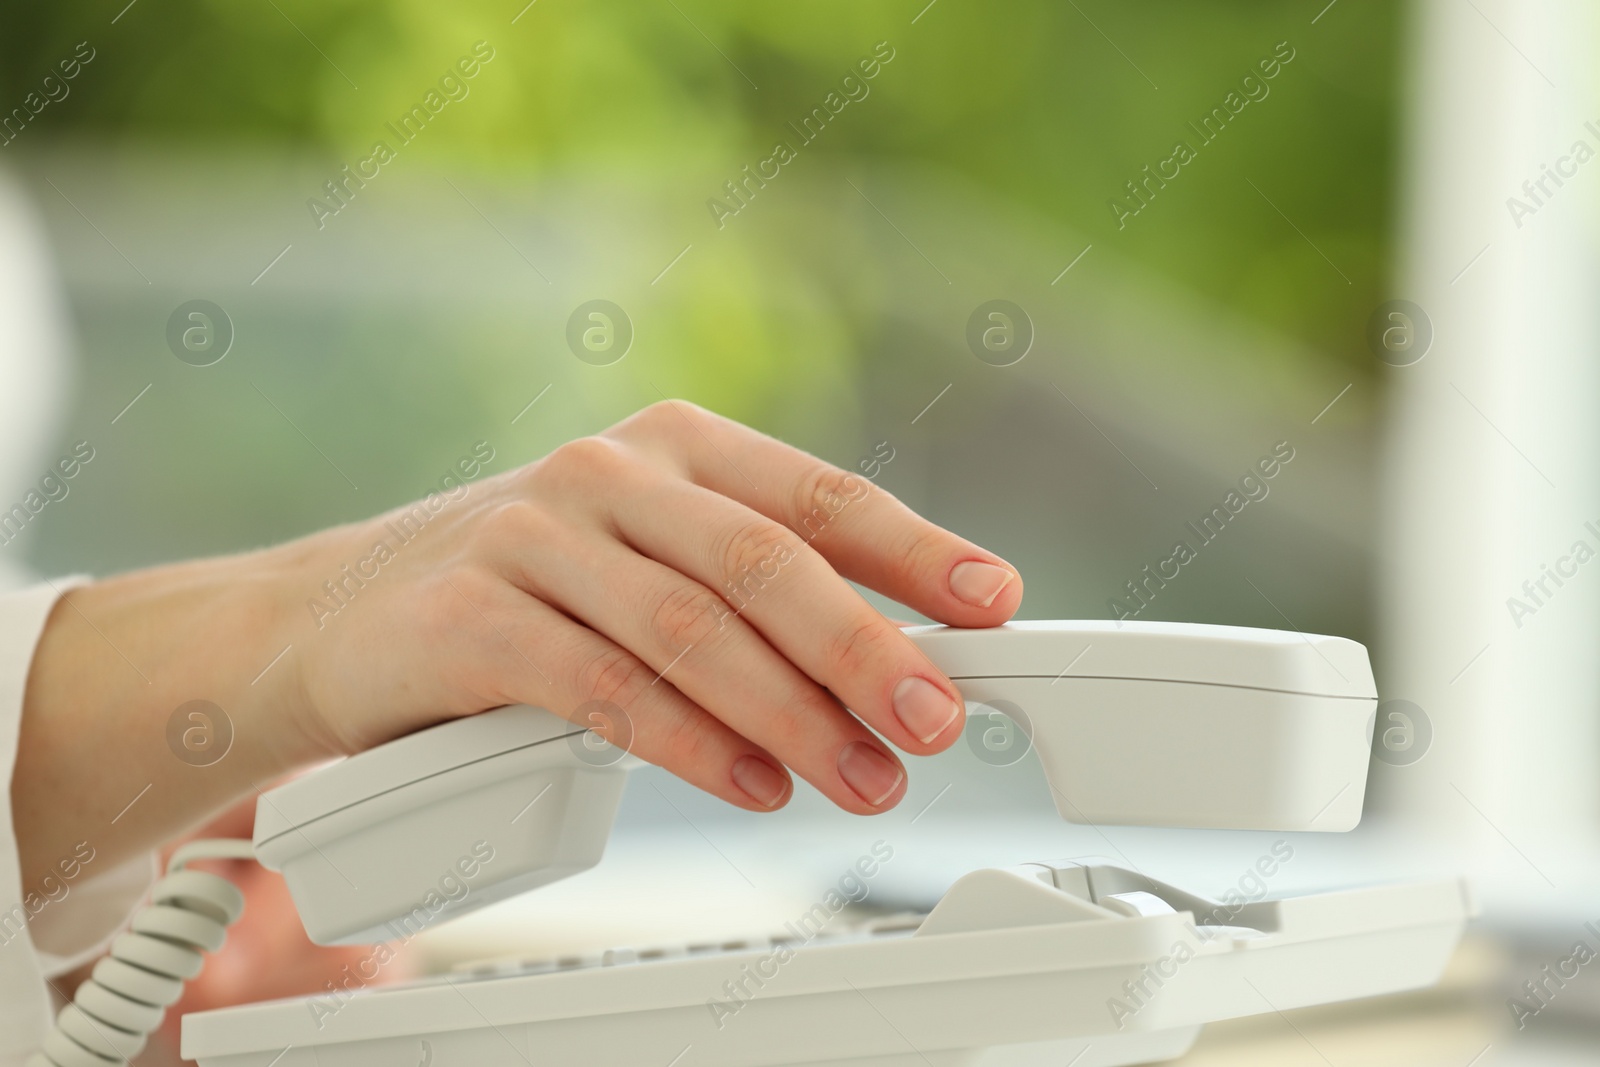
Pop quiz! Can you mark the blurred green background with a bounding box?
[3,0,1394,637]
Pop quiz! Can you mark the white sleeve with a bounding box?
[0,578,158,1065]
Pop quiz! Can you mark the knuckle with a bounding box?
[766,677,838,749]
[535,435,629,485]
[714,517,797,589]
[608,400,726,462]
[887,525,950,589]
[650,709,717,770]
[823,615,897,679]
[479,500,550,540]
[618,399,695,441]
[574,645,653,710]
[792,464,867,542]
[648,397,706,423]
[755,675,844,751]
[648,582,727,651]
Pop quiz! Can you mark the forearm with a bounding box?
[10,545,320,898]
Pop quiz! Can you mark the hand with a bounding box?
[14,402,1021,895]
[292,400,1022,812]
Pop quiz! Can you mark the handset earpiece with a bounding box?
[907,620,1378,831]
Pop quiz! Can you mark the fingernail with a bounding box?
[949,560,1016,608]
[893,675,961,744]
[731,755,790,809]
[837,741,906,808]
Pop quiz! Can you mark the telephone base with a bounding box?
[182,861,1470,1067]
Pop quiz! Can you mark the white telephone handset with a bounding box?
[252,704,633,945]
[31,622,1440,1067]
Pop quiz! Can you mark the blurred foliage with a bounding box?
[4,0,1401,375]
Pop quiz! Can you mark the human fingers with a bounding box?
[509,523,907,812]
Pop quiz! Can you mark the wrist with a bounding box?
[12,549,315,894]
[252,516,399,760]
[69,552,316,780]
